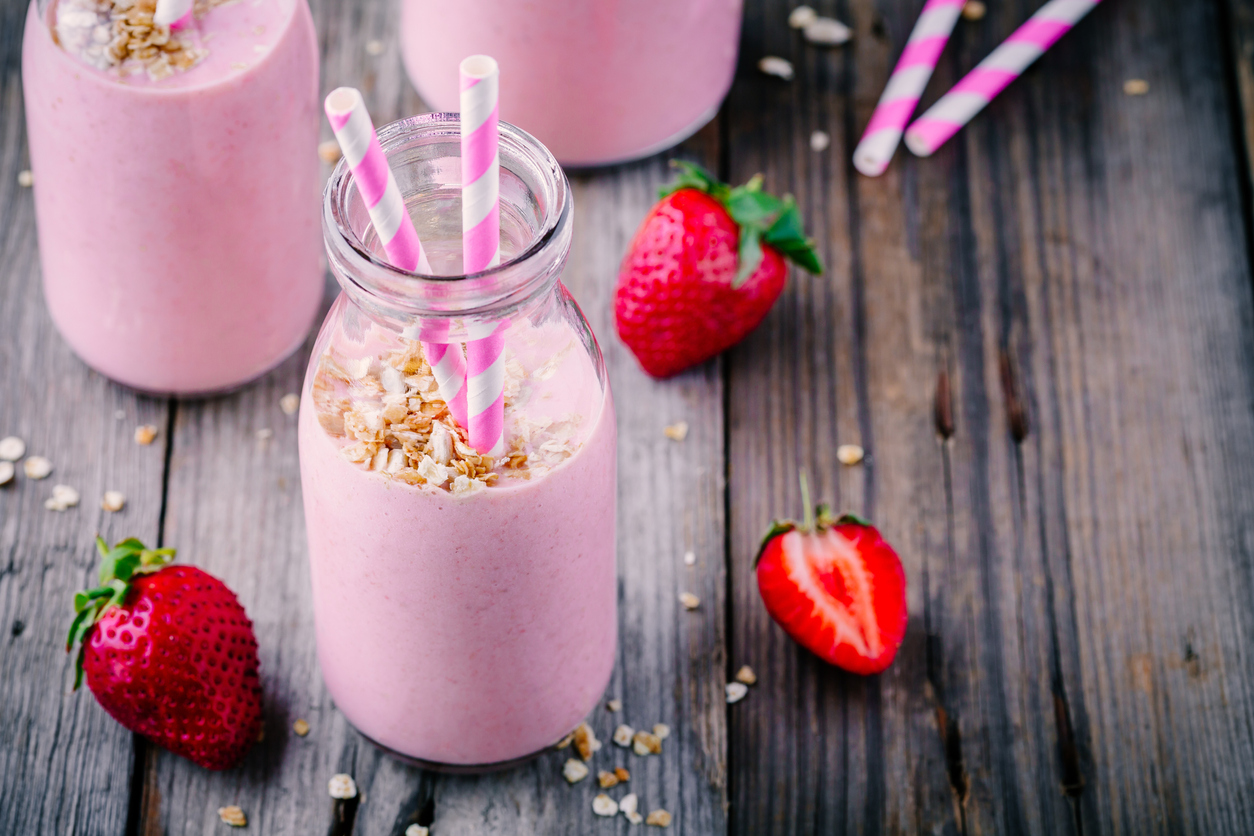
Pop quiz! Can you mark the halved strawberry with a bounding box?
[755,477,907,674]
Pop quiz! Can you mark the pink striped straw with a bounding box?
[853,0,965,177]
[905,0,1102,157]
[460,55,506,457]
[153,0,193,28]
[324,87,468,428]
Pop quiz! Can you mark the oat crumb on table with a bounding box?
[562,758,589,783]
[101,490,125,512]
[598,769,619,788]
[134,424,158,445]
[292,718,309,736]
[646,809,673,827]
[613,724,635,747]
[726,682,749,704]
[663,421,688,441]
[735,665,757,685]
[327,773,357,799]
[0,436,25,461]
[593,794,619,816]
[679,592,700,610]
[217,806,246,827]
[280,393,300,415]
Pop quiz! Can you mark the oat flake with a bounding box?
[632,730,662,756]
[598,770,619,788]
[758,56,794,81]
[615,766,630,782]
[653,723,671,740]
[613,724,635,747]
[663,421,688,441]
[280,393,301,415]
[574,721,601,760]
[683,550,696,566]
[620,792,639,816]
[17,170,33,188]
[679,592,700,610]
[563,758,589,783]
[328,773,357,799]
[646,809,673,827]
[134,425,158,445]
[101,490,126,512]
[24,456,52,480]
[606,698,622,712]
[293,718,310,736]
[810,130,830,152]
[726,682,749,704]
[788,5,817,28]
[962,0,987,21]
[0,436,26,461]
[593,794,619,816]
[837,443,864,465]
[405,826,429,836]
[735,665,758,686]
[1123,79,1149,96]
[218,806,247,827]
[803,17,851,46]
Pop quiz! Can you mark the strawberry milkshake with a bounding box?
[22,0,321,395]
[400,0,743,167]
[300,114,617,767]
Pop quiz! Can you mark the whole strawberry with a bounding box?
[614,161,822,378]
[67,537,262,770]
[756,476,907,675]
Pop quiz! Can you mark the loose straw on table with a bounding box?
[324,87,469,428]
[154,0,193,27]
[460,55,506,458]
[904,0,1103,157]
[852,0,965,177]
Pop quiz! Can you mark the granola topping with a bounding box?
[312,339,585,495]
[53,0,230,81]
[562,758,589,783]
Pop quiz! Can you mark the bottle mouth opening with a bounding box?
[323,112,571,316]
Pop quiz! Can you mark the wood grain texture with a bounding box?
[0,1,170,833]
[141,1,729,834]
[727,0,1254,833]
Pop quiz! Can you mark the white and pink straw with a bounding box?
[153,0,193,28]
[460,55,506,458]
[853,0,965,177]
[324,87,468,428]
[905,0,1102,157]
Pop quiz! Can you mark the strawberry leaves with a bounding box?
[661,161,823,286]
[67,537,175,689]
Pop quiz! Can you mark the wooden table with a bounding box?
[5,0,1254,833]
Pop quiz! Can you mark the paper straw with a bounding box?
[154,0,193,28]
[324,87,468,427]
[904,0,1102,157]
[852,0,965,177]
[460,55,505,457]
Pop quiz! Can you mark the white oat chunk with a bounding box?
[562,758,589,783]
[620,792,640,818]
[280,393,301,415]
[810,130,831,152]
[803,17,852,46]
[613,724,635,747]
[217,806,247,827]
[758,56,794,81]
[788,5,817,28]
[726,682,749,704]
[735,665,758,686]
[592,794,619,817]
[837,443,864,465]
[663,421,688,441]
[101,490,126,512]
[646,809,673,827]
[0,436,26,461]
[45,485,79,512]
[404,826,429,836]
[134,425,158,445]
[679,592,700,611]
[653,723,671,740]
[632,730,662,756]
[328,773,358,799]
[23,456,52,480]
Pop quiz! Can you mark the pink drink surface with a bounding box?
[21,0,321,394]
[299,316,617,765]
[400,0,743,167]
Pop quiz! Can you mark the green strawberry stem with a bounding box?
[67,536,175,689]
[800,469,815,532]
[660,161,824,286]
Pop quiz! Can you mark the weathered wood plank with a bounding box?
[143,1,729,833]
[0,1,170,832]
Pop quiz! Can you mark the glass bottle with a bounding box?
[300,113,617,768]
[21,0,322,395]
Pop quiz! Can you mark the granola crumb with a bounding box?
[134,425,158,445]
[218,806,247,827]
[663,421,689,441]
[45,484,80,511]
[555,730,576,749]
[53,0,220,80]
[961,0,986,21]
[404,826,429,836]
[597,770,619,788]
[593,794,618,816]
[653,723,671,740]
[574,722,601,761]
[292,718,310,737]
[615,766,630,782]
[365,39,385,55]
[810,130,830,152]
[679,592,700,610]
[788,5,817,28]
[1123,78,1150,96]
[256,428,273,441]
[328,773,357,799]
[24,456,52,480]
[735,665,757,686]
[627,811,644,825]
[613,724,635,747]
[318,140,342,164]
[0,436,25,461]
[280,393,301,415]
[645,809,673,827]
[101,490,126,512]
[606,699,622,712]
[562,758,589,783]
[726,682,749,704]
[0,461,13,486]
[837,443,864,465]
[620,792,639,817]
[17,170,33,188]
[803,17,851,46]
[683,550,696,566]
[632,730,662,756]
[758,56,794,81]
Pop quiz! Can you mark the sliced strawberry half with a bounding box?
[755,477,907,675]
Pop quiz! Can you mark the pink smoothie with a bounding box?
[299,315,617,765]
[22,0,322,394]
[400,0,743,167]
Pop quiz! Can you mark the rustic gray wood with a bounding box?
[139,1,729,833]
[727,0,1254,833]
[0,1,171,833]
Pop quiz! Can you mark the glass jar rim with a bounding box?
[323,111,572,318]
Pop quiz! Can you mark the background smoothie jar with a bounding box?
[399,0,743,168]
[300,113,617,768]
[21,0,322,395]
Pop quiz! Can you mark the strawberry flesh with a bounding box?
[757,517,907,675]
